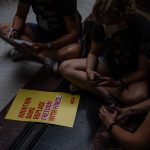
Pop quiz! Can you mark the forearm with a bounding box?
[11,0,30,31]
[126,99,150,116]
[111,125,141,149]
[11,2,30,32]
[100,108,141,149]
[86,53,98,71]
[12,15,25,31]
[100,107,150,150]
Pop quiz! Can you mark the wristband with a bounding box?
[7,28,18,38]
[108,122,118,133]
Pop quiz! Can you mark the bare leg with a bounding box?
[38,43,81,61]
[59,58,111,98]
[120,81,149,105]
[60,58,149,103]
[106,80,149,105]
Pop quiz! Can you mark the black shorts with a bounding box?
[27,23,63,43]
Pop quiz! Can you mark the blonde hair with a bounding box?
[93,0,136,23]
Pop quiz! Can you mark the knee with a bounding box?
[122,90,148,105]
[71,43,81,56]
[65,43,81,58]
[56,43,81,60]
[59,60,74,76]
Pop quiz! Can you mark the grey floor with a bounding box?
[0,0,96,111]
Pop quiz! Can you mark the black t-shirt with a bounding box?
[19,0,80,37]
[92,14,150,78]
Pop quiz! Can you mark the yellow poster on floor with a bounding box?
[5,89,80,127]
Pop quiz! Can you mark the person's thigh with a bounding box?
[106,80,149,105]
[48,43,81,61]
[61,57,111,75]
[60,58,86,72]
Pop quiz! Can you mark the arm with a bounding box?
[111,111,150,150]
[117,98,150,120]
[86,41,105,82]
[100,106,150,150]
[11,1,30,36]
[121,54,148,85]
[50,13,81,49]
[96,54,148,87]
[86,41,103,71]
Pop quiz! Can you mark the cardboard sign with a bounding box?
[5,89,80,127]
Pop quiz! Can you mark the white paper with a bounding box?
[14,39,33,46]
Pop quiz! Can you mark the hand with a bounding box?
[98,77,120,87]
[32,42,48,53]
[99,106,118,128]
[86,70,102,86]
[116,107,131,121]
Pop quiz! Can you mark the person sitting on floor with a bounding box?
[59,0,150,105]
[0,0,82,72]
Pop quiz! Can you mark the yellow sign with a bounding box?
[5,89,80,127]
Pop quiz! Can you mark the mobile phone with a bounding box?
[105,99,116,113]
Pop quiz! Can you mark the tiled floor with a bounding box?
[0,0,96,111]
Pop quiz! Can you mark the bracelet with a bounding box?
[108,122,118,133]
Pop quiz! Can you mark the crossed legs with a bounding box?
[60,58,149,104]
[0,23,81,61]
[59,58,111,98]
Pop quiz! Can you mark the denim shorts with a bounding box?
[27,23,60,43]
